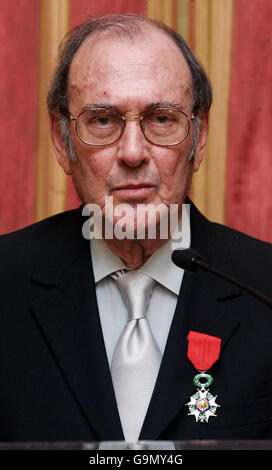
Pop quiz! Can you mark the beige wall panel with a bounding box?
[36,0,69,221]
[146,0,173,26]
[177,0,189,41]
[205,0,233,223]
[146,0,160,20]
[191,0,210,214]
[192,0,233,225]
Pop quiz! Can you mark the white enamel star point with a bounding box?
[186,389,220,423]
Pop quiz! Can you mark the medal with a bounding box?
[186,331,221,423]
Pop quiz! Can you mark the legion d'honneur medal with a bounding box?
[186,331,221,423]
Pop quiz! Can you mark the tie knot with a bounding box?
[112,271,155,321]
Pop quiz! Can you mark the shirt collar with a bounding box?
[91,203,191,295]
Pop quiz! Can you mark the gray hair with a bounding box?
[47,13,211,161]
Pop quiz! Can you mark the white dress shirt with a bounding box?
[90,204,191,368]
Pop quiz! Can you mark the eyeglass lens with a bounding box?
[76,108,190,146]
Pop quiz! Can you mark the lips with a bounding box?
[112,182,155,199]
[114,183,154,190]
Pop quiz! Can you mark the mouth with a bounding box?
[112,183,155,198]
[115,183,154,190]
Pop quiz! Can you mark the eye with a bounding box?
[97,116,110,126]
[156,114,170,123]
[86,113,117,128]
[147,110,176,126]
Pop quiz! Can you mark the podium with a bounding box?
[0,440,271,449]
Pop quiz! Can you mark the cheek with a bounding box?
[74,143,114,181]
[85,154,113,180]
[156,148,188,183]
[70,144,116,204]
[154,147,193,204]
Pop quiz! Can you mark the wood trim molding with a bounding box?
[192,0,233,224]
[36,0,69,221]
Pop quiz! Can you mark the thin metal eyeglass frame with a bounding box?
[68,108,195,147]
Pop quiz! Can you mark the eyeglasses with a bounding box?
[67,106,195,147]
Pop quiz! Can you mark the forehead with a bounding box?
[68,27,193,111]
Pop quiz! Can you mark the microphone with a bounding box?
[172,249,272,309]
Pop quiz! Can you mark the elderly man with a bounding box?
[0,14,271,443]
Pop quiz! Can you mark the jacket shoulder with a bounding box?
[211,221,272,295]
[212,220,271,256]
[0,208,82,267]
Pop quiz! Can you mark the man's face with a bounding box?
[53,28,208,235]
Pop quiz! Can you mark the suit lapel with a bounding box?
[30,208,123,441]
[140,201,241,439]
[28,203,242,441]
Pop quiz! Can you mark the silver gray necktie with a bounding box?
[111,270,162,442]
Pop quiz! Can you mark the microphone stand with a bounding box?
[194,258,272,309]
[171,249,272,310]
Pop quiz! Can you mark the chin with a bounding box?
[112,205,170,241]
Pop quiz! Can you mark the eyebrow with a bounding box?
[147,102,185,111]
[80,103,120,113]
[80,102,186,113]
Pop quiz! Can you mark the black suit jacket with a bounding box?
[0,202,271,442]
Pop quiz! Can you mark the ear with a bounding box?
[193,113,209,172]
[49,113,72,175]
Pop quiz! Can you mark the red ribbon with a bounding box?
[187,331,221,371]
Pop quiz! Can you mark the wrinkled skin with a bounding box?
[51,28,209,267]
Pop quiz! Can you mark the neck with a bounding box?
[100,200,185,268]
[104,237,169,269]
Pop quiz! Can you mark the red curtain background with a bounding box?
[0,0,271,243]
[0,0,39,233]
[226,0,272,242]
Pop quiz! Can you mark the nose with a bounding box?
[117,117,150,168]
